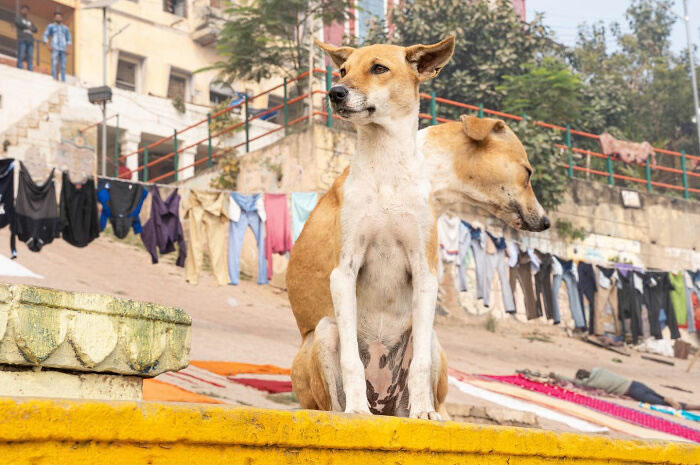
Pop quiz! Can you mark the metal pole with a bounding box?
[326,65,333,128]
[478,103,484,118]
[565,124,573,178]
[173,129,178,182]
[283,77,289,135]
[607,154,614,185]
[101,102,107,176]
[683,0,700,154]
[430,91,437,125]
[207,112,213,169]
[144,147,149,182]
[244,95,250,152]
[307,22,314,127]
[101,7,108,176]
[645,156,652,193]
[681,150,689,199]
[114,114,119,177]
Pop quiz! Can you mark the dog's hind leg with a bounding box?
[291,317,345,411]
[433,338,450,421]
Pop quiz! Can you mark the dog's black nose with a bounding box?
[328,86,349,103]
[541,216,551,230]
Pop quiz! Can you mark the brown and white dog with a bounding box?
[288,39,550,419]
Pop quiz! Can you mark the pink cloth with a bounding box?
[599,132,656,167]
[264,193,292,280]
[484,374,700,443]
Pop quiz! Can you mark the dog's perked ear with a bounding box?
[405,36,456,81]
[460,115,506,141]
[315,40,356,68]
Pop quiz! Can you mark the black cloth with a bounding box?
[534,251,555,320]
[59,172,99,247]
[15,163,60,252]
[99,180,145,239]
[618,270,644,345]
[140,186,186,266]
[14,14,37,42]
[644,271,680,340]
[578,262,597,335]
[0,159,16,256]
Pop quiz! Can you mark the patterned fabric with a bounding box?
[43,23,71,52]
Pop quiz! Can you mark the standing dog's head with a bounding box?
[421,116,550,232]
[315,37,455,125]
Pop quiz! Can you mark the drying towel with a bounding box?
[59,171,100,248]
[599,132,656,167]
[264,193,292,280]
[0,159,16,256]
[15,163,60,252]
[291,192,317,243]
[437,214,460,263]
[485,374,700,443]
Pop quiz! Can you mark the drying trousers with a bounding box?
[471,238,486,300]
[228,210,268,285]
[185,209,229,286]
[552,270,586,328]
[535,254,555,320]
[509,251,539,319]
[484,249,515,313]
[686,285,698,333]
[593,280,620,336]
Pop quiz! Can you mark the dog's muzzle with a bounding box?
[328,85,349,104]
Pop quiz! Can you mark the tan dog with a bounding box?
[288,38,549,419]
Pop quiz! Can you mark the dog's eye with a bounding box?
[370,64,389,74]
[339,68,346,78]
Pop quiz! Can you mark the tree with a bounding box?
[499,57,583,125]
[209,0,353,84]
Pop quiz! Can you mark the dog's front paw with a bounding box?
[410,410,442,421]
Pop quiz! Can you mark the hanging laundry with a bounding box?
[184,190,230,286]
[0,159,16,257]
[617,269,644,345]
[97,179,147,239]
[437,214,460,279]
[684,270,698,333]
[456,220,473,292]
[593,266,621,337]
[483,232,515,313]
[59,172,99,248]
[140,186,186,267]
[263,193,292,281]
[228,193,267,285]
[551,256,586,329]
[643,271,680,340]
[534,251,555,321]
[668,271,687,327]
[291,192,318,243]
[15,163,60,253]
[577,262,597,335]
[469,224,486,300]
[509,248,539,319]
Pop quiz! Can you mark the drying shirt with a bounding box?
[507,240,520,267]
[668,271,687,326]
[527,248,541,272]
[264,193,292,281]
[140,186,186,267]
[437,214,460,263]
[486,232,507,251]
[59,172,99,248]
[15,163,60,252]
[0,159,16,256]
[229,193,266,223]
[291,192,318,243]
[98,180,147,239]
[566,368,632,396]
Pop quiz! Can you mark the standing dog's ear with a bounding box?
[405,36,456,81]
[460,115,506,141]
[315,40,356,68]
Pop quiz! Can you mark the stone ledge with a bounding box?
[0,284,190,376]
[0,397,697,465]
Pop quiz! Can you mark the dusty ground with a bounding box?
[1,228,698,435]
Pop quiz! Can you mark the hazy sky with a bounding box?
[526,0,700,54]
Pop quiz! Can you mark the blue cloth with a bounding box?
[552,269,586,328]
[43,23,71,52]
[97,182,147,235]
[17,40,33,71]
[51,49,67,81]
[291,192,317,243]
[486,231,507,250]
[228,193,267,285]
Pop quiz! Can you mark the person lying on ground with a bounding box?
[552,367,699,411]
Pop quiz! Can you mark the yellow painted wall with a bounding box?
[0,397,698,465]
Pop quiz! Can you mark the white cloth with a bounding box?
[0,254,42,279]
[552,256,563,276]
[527,248,541,272]
[227,195,266,223]
[437,214,460,263]
[506,240,519,268]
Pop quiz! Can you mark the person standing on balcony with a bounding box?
[14,5,37,71]
[43,12,71,82]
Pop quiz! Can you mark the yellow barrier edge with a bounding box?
[0,397,698,465]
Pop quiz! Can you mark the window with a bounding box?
[163,0,186,17]
[167,69,190,101]
[209,82,235,105]
[115,58,138,92]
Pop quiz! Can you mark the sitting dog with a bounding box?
[288,38,550,419]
